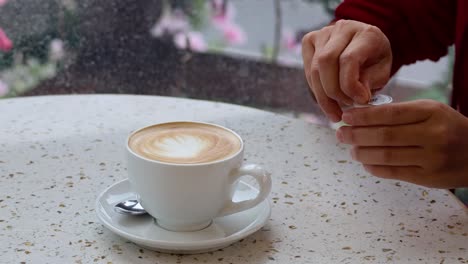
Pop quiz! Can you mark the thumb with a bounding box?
[360,60,391,92]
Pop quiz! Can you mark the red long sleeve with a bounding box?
[335,0,457,75]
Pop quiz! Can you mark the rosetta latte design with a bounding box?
[156,134,209,159]
[129,122,241,164]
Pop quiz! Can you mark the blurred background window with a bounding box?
[0,0,451,125]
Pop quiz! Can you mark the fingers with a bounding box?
[342,101,433,126]
[310,72,343,122]
[339,39,372,104]
[363,165,425,185]
[337,124,427,146]
[301,32,315,91]
[303,28,342,122]
[360,61,391,93]
[302,21,391,120]
[339,24,390,104]
[351,146,424,166]
[317,25,354,105]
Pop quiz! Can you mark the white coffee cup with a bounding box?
[126,121,272,232]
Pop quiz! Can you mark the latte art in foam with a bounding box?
[129,122,242,164]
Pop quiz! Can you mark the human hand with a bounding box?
[302,20,392,122]
[336,100,468,188]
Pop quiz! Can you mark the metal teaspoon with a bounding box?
[114,199,148,215]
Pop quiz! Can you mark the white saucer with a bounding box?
[96,179,271,254]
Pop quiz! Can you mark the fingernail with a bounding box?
[353,95,368,104]
[343,98,354,106]
[342,112,353,124]
[329,113,341,123]
[336,129,344,143]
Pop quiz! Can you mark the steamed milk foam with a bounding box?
[129,122,241,164]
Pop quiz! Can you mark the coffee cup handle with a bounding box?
[219,164,272,217]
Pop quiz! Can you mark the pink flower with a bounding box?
[0,80,9,97]
[151,9,189,37]
[282,29,301,54]
[210,0,236,28]
[209,1,246,46]
[0,0,8,7]
[0,28,12,52]
[49,39,65,61]
[173,31,207,52]
[219,22,246,46]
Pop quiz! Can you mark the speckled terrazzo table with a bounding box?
[0,95,467,264]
